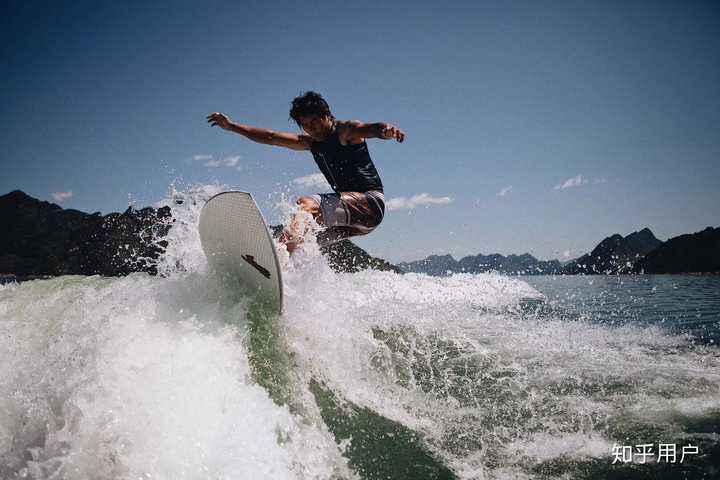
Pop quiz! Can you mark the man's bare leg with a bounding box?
[280,196,323,254]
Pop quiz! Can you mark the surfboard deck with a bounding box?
[199,191,283,314]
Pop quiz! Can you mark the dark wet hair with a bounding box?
[289,91,334,126]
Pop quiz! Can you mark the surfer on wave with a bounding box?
[207,91,404,253]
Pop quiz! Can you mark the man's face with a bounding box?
[298,115,333,141]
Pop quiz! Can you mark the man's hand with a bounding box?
[207,112,233,131]
[339,121,406,144]
[378,123,405,143]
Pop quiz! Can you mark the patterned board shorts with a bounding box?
[308,190,385,245]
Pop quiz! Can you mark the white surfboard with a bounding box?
[199,191,283,314]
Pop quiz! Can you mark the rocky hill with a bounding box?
[562,228,662,274]
[633,226,720,274]
[0,190,399,280]
[0,190,171,277]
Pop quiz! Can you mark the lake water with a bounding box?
[522,274,720,344]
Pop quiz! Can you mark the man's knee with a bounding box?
[296,196,322,220]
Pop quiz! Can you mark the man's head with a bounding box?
[290,91,335,140]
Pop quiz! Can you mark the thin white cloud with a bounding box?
[52,191,73,202]
[553,174,589,191]
[202,155,242,170]
[224,156,240,167]
[386,193,453,211]
[563,250,571,258]
[193,154,212,161]
[292,173,329,189]
[497,186,513,197]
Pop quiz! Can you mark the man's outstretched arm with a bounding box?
[207,112,312,151]
[338,120,406,144]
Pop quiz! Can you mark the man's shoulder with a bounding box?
[335,120,365,145]
[335,119,362,129]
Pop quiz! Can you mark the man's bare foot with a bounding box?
[285,241,298,254]
[280,229,301,255]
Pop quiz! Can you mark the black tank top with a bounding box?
[310,128,383,193]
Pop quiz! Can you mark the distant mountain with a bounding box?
[399,228,670,277]
[624,228,663,255]
[633,226,720,274]
[397,254,459,276]
[398,252,562,276]
[562,228,662,274]
[0,190,400,280]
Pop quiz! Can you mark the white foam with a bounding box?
[508,432,613,461]
[153,183,226,276]
[277,246,720,472]
[0,274,346,479]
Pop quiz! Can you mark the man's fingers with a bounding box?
[207,112,231,128]
[378,124,404,141]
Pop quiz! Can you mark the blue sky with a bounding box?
[2,0,719,262]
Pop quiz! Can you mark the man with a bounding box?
[207,91,405,253]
